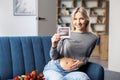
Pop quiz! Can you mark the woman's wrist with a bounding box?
[51,42,57,48]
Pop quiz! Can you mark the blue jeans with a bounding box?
[43,60,90,80]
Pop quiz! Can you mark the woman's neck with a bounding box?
[73,29,87,33]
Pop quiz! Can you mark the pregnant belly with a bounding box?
[59,57,77,71]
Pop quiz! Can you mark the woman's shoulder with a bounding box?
[87,32,98,40]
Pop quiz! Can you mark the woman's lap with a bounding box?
[43,70,63,80]
[43,60,90,80]
[63,72,90,80]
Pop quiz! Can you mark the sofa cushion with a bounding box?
[0,37,13,79]
[41,36,51,63]
[0,36,51,80]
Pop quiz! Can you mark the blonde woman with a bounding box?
[43,7,98,80]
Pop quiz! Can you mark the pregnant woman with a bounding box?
[43,7,98,80]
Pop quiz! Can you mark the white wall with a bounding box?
[0,0,37,36]
[109,0,120,72]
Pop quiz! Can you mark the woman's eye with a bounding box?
[74,18,85,21]
[80,18,84,20]
[74,18,77,20]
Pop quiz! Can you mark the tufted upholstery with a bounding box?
[0,36,104,80]
[0,36,51,80]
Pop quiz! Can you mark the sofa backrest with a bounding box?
[0,36,51,80]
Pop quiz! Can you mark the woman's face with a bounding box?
[73,12,87,32]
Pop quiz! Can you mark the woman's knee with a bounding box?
[43,70,63,80]
[63,72,90,80]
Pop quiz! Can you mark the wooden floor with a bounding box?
[89,56,108,70]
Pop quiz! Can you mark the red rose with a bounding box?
[13,76,20,80]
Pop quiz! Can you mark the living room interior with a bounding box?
[0,0,120,80]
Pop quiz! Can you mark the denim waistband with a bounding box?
[44,59,79,73]
[54,60,79,72]
[54,60,65,71]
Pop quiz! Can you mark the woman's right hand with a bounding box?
[51,33,60,48]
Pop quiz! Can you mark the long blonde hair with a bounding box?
[71,7,93,32]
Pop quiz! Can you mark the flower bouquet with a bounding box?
[13,70,45,80]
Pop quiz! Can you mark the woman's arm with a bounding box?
[50,34,61,60]
[50,47,59,60]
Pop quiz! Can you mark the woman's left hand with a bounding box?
[69,60,84,70]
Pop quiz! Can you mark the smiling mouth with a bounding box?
[76,25,82,28]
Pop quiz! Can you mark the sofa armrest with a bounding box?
[79,62,104,80]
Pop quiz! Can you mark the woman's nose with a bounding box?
[76,19,80,24]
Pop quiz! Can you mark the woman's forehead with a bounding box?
[74,12,83,17]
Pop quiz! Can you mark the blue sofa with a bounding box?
[0,36,104,80]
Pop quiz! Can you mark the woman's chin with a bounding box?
[76,28,83,31]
